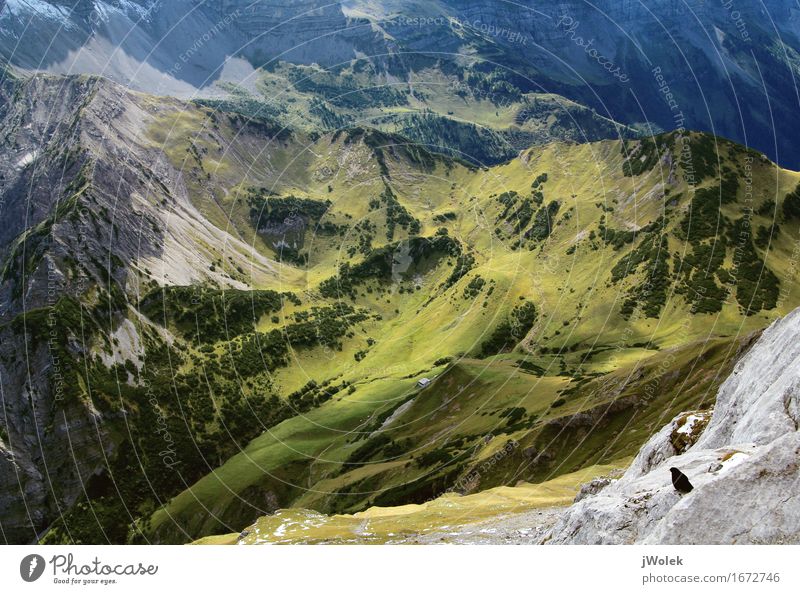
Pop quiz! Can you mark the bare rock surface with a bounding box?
[411,506,565,545]
[543,308,800,544]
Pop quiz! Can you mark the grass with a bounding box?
[12,70,800,546]
[147,328,750,543]
[194,459,630,545]
[88,97,800,543]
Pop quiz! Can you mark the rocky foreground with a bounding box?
[541,307,800,544]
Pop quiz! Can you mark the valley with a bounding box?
[1,68,798,543]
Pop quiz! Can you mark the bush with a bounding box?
[343,434,392,467]
[320,235,461,299]
[480,301,538,356]
[729,218,780,314]
[621,137,663,177]
[525,201,561,241]
[139,286,286,342]
[783,184,800,220]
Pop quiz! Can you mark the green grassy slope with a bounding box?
[123,113,800,542]
[4,71,797,546]
[203,60,634,166]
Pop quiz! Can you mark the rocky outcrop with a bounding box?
[544,308,800,544]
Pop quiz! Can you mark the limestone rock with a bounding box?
[544,308,800,544]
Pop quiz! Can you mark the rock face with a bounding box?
[0,72,285,543]
[544,308,800,544]
[0,0,384,96]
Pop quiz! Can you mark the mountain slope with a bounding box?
[0,72,307,543]
[2,69,800,544]
[136,125,800,541]
[2,1,800,168]
[213,304,800,545]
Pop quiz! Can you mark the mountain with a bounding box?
[2,66,798,543]
[2,1,800,547]
[0,0,636,165]
[2,1,800,167]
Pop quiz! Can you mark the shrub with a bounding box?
[525,201,561,241]
[480,301,538,356]
[783,184,800,220]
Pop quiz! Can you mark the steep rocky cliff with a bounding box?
[544,308,800,544]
